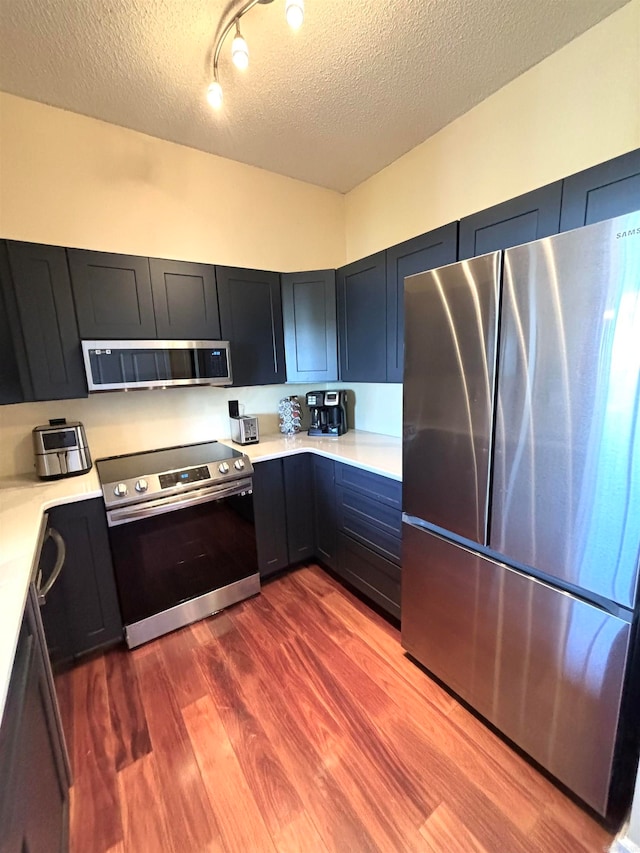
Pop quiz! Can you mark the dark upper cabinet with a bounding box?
[560,148,640,232]
[217,266,286,386]
[337,251,387,382]
[283,454,315,563]
[67,249,157,339]
[281,269,338,383]
[1,242,87,402]
[149,258,221,340]
[40,499,122,665]
[458,182,563,260]
[313,454,337,569]
[386,223,458,382]
[252,459,289,578]
[0,244,26,405]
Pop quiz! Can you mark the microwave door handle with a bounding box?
[38,527,66,606]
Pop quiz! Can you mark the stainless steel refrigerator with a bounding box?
[401,211,640,817]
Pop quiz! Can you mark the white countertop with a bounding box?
[0,468,102,722]
[0,429,400,722]
[223,429,402,481]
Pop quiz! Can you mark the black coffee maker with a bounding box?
[306,390,349,436]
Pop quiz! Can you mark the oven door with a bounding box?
[107,479,259,647]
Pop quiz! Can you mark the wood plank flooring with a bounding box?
[55,565,614,853]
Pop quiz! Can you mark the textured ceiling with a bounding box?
[0,0,630,192]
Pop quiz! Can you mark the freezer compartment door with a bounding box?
[490,212,640,608]
[401,522,631,815]
[403,252,500,544]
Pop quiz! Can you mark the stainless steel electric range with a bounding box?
[97,441,260,648]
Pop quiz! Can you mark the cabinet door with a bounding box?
[217,266,285,386]
[458,182,562,260]
[283,454,315,563]
[67,249,156,339]
[5,242,87,401]
[386,223,458,382]
[42,499,122,664]
[0,616,69,853]
[281,270,338,383]
[0,243,26,405]
[149,258,221,340]
[313,455,337,569]
[337,252,387,382]
[337,533,401,620]
[560,148,640,232]
[253,459,289,578]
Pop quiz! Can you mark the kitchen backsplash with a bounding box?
[0,382,402,478]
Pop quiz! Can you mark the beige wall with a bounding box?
[1,4,639,473]
[0,93,345,271]
[345,0,640,261]
[0,381,401,479]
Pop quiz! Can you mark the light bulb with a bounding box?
[207,81,223,109]
[232,27,249,70]
[285,0,304,29]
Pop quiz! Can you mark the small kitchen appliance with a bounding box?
[81,339,232,392]
[228,400,259,445]
[306,390,349,436]
[33,418,92,480]
[97,441,259,648]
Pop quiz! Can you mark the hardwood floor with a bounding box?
[55,565,614,853]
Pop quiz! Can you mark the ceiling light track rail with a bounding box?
[207,0,304,110]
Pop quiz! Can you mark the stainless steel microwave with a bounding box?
[81,339,232,391]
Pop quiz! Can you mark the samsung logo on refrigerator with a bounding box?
[616,228,639,238]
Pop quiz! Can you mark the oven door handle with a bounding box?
[106,478,253,527]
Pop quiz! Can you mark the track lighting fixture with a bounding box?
[207,0,305,112]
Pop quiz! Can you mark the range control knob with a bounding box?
[114,483,128,497]
[234,459,245,470]
[135,478,148,493]
[218,462,230,474]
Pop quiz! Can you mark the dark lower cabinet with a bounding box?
[40,499,122,665]
[458,182,563,260]
[281,269,338,383]
[253,457,315,577]
[253,459,290,578]
[149,258,221,340]
[560,148,640,232]
[0,241,87,403]
[337,533,401,621]
[337,251,387,383]
[217,266,286,386]
[283,454,315,564]
[385,223,458,382]
[333,462,402,619]
[312,454,338,570]
[68,249,157,339]
[0,601,70,853]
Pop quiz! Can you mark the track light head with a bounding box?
[207,81,223,109]
[285,0,304,29]
[232,21,249,70]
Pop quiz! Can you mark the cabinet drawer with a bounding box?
[334,463,402,509]
[337,533,400,620]
[336,485,401,564]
